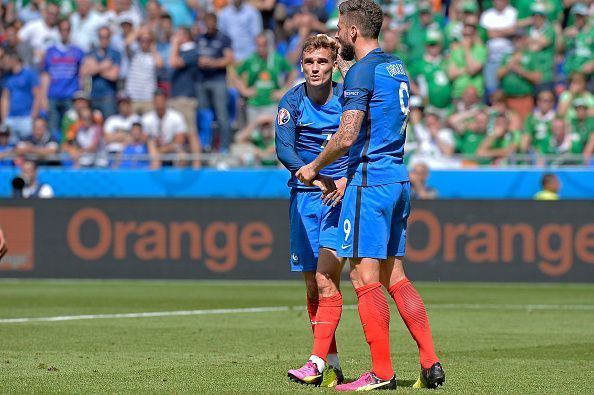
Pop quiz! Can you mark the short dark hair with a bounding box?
[339,0,383,39]
[302,34,339,61]
[541,173,557,188]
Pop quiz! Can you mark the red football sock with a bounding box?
[307,294,338,356]
[312,292,342,360]
[355,282,393,380]
[389,278,438,369]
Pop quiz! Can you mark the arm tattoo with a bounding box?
[312,110,365,171]
[336,58,352,79]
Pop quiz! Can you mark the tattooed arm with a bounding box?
[296,110,364,184]
[336,54,353,79]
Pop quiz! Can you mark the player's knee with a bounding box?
[315,271,338,297]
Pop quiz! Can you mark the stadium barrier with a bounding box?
[2,167,594,198]
[1,199,593,282]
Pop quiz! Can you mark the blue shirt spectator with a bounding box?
[197,26,232,82]
[218,0,263,62]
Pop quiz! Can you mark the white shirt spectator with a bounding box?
[409,123,460,169]
[103,113,141,153]
[142,108,187,146]
[218,2,262,62]
[70,9,106,52]
[23,183,54,198]
[17,19,59,61]
[480,5,517,62]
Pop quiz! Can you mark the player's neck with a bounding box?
[354,39,380,61]
[306,81,334,106]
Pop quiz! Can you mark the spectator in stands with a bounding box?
[0,125,14,167]
[41,18,85,136]
[408,30,452,115]
[404,2,445,65]
[448,85,483,121]
[480,0,517,96]
[408,109,457,169]
[69,0,106,53]
[82,26,121,118]
[145,0,163,32]
[159,0,194,28]
[60,91,103,145]
[169,27,200,140]
[17,1,60,65]
[497,29,541,122]
[233,113,277,166]
[2,50,40,145]
[534,173,560,200]
[125,27,164,115]
[562,4,594,80]
[448,87,489,160]
[156,13,174,90]
[16,159,54,198]
[526,3,555,93]
[119,122,153,169]
[558,73,594,121]
[409,162,437,200]
[2,21,35,67]
[522,89,556,155]
[569,98,594,161]
[477,112,520,164]
[142,89,200,168]
[235,32,296,123]
[379,29,408,61]
[103,93,141,158]
[11,0,42,24]
[218,0,263,62]
[196,12,234,153]
[14,117,59,164]
[448,17,486,103]
[104,0,142,30]
[64,106,107,168]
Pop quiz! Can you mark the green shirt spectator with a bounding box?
[527,8,556,84]
[564,20,594,77]
[524,110,555,154]
[514,0,563,24]
[236,52,293,108]
[568,101,594,154]
[404,3,445,64]
[447,22,487,99]
[408,31,452,110]
[557,74,594,121]
[498,48,540,97]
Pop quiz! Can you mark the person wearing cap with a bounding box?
[522,89,556,155]
[497,28,541,122]
[480,0,518,96]
[1,50,41,145]
[408,30,452,112]
[562,4,594,79]
[59,91,103,145]
[515,0,563,27]
[525,3,556,93]
[448,15,487,100]
[40,18,85,137]
[103,93,142,158]
[82,26,121,119]
[0,125,15,167]
[403,1,445,64]
[568,98,594,160]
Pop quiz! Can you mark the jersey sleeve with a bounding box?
[275,91,306,174]
[342,64,373,112]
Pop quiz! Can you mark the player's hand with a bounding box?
[322,177,347,207]
[312,175,336,196]
[0,227,7,260]
[296,163,317,185]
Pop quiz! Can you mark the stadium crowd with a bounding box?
[0,0,592,169]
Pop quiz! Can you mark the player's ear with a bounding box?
[332,60,338,72]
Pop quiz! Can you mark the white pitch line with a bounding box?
[0,303,592,324]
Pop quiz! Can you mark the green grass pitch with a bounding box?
[1,280,593,393]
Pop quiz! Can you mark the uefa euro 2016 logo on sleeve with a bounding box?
[277,108,291,125]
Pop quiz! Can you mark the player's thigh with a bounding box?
[338,184,395,259]
[349,257,382,289]
[289,190,322,272]
[386,181,411,258]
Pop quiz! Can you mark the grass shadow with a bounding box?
[397,379,417,388]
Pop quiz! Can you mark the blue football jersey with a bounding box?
[342,48,410,186]
[275,82,348,189]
